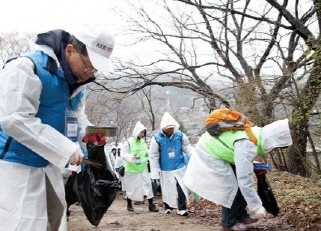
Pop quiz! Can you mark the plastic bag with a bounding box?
[75,141,119,226]
[65,171,79,208]
[86,141,112,179]
[77,164,119,226]
[256,173,280,216]
[86,141,106,162]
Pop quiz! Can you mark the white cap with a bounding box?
[73,25,115,73]
[261,119,293,152]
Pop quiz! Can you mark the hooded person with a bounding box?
[121,121,159,212]
[183,117,293,231]
[0,25,114,231]
[104,145,117,173]
[149,112,195,216]
[114,144,125,191]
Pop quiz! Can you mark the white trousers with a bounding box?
[0,160,67,231]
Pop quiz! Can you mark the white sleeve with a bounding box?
[115,156,123,168]
[182,132,194,156]
[234,139,262,211]
[71,87,93,143]
[110,154,116,168]
[0,57,78,169]
[148,136,161,171]
[148,136,161,179]
[120,141,135,162]
[104,148,113,170]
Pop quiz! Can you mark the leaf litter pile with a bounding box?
[187,170,321,230]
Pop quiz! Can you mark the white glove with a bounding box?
[69,148,84,166]
[129,154,137,162]
[150,168,161,179]
[254,206,266,216]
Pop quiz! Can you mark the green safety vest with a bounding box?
[201,127,266,163]
[125,137,148,173]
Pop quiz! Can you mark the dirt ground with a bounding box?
[67,191,299,231]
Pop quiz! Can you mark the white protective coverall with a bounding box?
[183,119,293,212]
[104,145,117,173]
[149,112,194,209]
[121,122,154,201]
[114,147,125,191]
[0,45,92,231]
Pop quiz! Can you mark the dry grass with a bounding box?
[188,170,321,230]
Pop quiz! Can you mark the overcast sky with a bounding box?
[0,0,122,33]
[0,0,146,61]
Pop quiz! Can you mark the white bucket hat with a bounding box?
[73,25,115,73]
[261,119,293,152]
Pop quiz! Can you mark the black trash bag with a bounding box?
[86,142,107,178]
[86,141,106,162]
[65,171,79,208]
[256,172,280,216]
[77,164,119,226]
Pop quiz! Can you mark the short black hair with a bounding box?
[68,35,87,55]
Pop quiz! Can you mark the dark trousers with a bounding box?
[164,179,186,211]
[220,164,250,228]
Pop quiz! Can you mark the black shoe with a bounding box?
[127,205,134,211]
[149,204,159,212]
[238,217,258,224]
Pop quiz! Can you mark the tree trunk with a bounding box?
[288,52,321,176]
[287,117,308,176]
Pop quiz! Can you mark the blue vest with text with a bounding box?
[0,51,84,167]
[154,130,185,171]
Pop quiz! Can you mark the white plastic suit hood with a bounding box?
[111,145,117,151]
[132,121,147,138]
[160,112,180,131]
[261,119,293,152]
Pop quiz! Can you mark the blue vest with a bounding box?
[0,51,84,167]
[154,130,185,171]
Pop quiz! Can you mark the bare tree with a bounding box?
[95,0,320,176]
[0,32,35,66]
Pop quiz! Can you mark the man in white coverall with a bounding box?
[149,112,194,216]
[0,25,115,231]
[183,118,292,231]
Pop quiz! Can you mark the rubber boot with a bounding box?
[148,198,159,212]
[127,198,134,211]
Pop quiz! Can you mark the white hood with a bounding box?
[111,145,117,151]
[132,121,147,138]
[261,119,293,152]
[160,112,180,131]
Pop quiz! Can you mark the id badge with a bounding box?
[65,110,78,142]
[168,148,175,159]
[136,157,141,165]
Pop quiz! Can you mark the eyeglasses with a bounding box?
[77,52,98,75]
